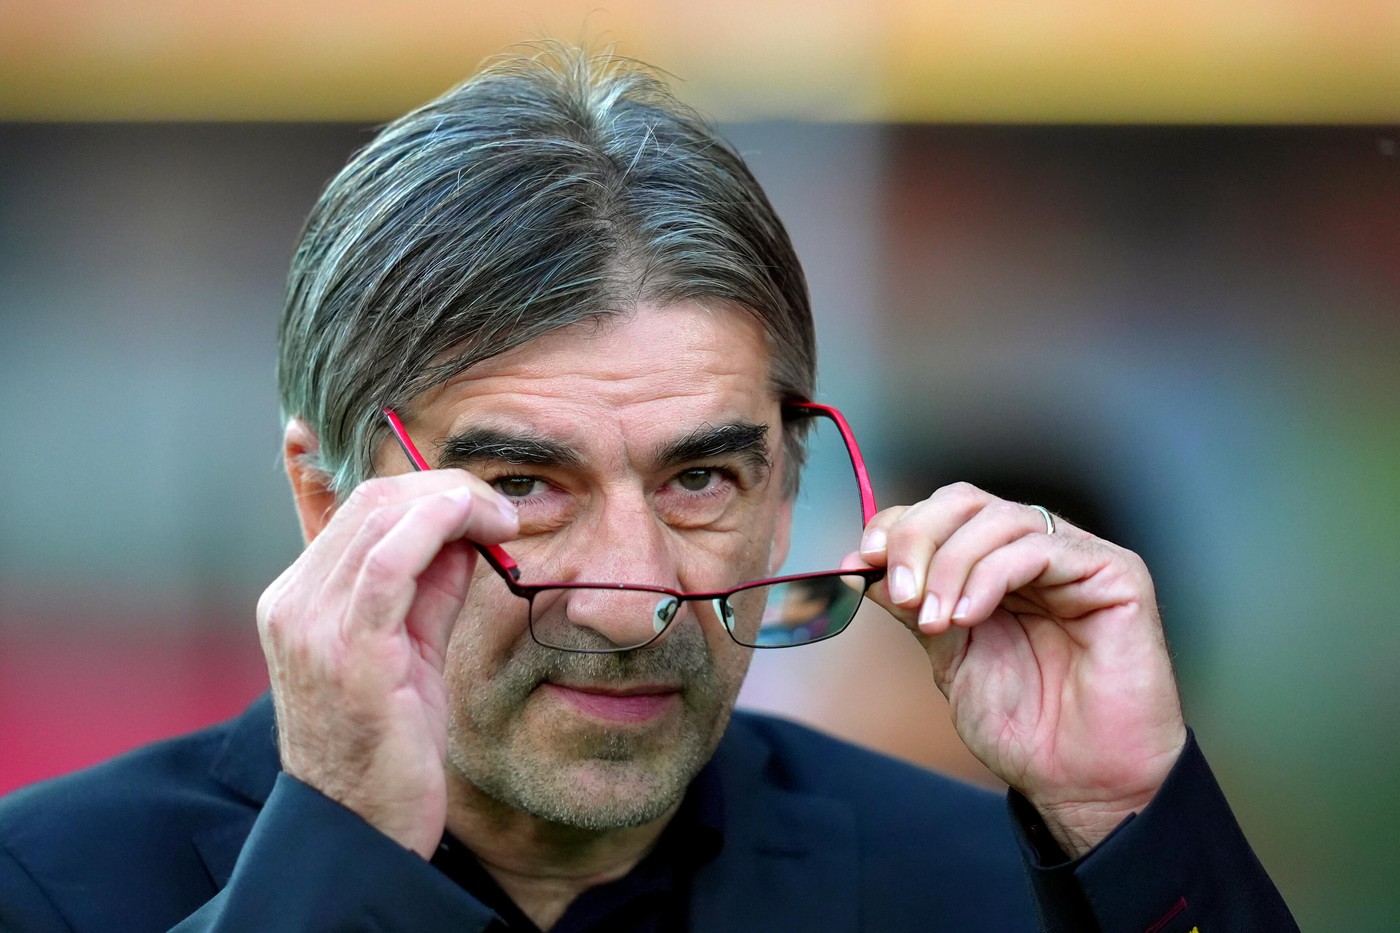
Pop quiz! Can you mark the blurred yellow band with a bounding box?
[3,0,1398,122]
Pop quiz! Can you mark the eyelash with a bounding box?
[668,466,737,498]
[487,474,551,500]
[480,466,740,503]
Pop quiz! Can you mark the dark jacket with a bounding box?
[0,695,1295,932]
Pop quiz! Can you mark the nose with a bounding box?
[533,493,687,650]
[532,585,685,651]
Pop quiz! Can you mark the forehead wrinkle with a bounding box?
[433,316,763,408]
[410,302,781,476]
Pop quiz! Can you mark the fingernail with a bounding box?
[918,594,941,630]
[860,528,887,555]
[889,566,916,604]
[951,596,971,620]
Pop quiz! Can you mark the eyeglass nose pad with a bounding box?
[652,596,681,634]
[711,598,736,632]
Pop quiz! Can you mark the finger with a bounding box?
[309,469,512,567]
[927,532,1135,639]
[926,535,1055,636]
[319,477,517,613]
[856,505,907,570]
[918,501,1055,633]
[854,506,905,616]
[402,539,479,667]
[838,549,876,572]
[880,483,994,609]
[842,546,920,629]
[916,614,972,695]
[340,485,518,638]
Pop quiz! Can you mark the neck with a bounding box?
[445,781,678,931]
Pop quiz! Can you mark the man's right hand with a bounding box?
[255,471,519,858]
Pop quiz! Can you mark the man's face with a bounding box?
[380,302,792,831]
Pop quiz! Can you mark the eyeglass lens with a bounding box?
[518,412,873,652]
[521,571,871,653]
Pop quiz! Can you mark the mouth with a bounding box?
[540,681,683,724]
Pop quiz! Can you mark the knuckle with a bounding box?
[256,589,281,636]
[938,481,986,513]
[882,504,910,523]
[986,499,1022,522]
[1117,545,1151,579]
[257,592,304,662]
[884,520,924,551]
[256,573,289,630]
[257,578,300,644]
[866,505,907,532]
[344,477,393,515]
[357,503,401,540]
[358,542,402,586]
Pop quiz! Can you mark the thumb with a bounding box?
[916,624,968,698]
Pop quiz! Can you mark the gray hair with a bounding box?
[277,45,816,495]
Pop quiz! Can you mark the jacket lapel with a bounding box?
[192,694,281,889]
[186,697,862,929]
[689,719,859,933]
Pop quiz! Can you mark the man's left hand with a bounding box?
[855,482,1187,859]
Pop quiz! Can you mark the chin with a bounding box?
[458,714,712,831]
[496,752,696,831]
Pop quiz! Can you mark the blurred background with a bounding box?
[2,1,1397,927]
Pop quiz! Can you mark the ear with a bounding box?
[283,418,339,545]
[768,497,794,575]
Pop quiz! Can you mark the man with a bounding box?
[0,46,1296,932]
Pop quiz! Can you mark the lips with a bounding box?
[541,681,682,723]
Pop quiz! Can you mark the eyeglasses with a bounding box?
[382,402,883,653]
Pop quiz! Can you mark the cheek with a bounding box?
[769,499,794,573]
[733,501,787,581]
[698,606,757,687]
[705,637,756,725]
[443,575,532,694]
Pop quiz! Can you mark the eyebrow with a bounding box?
[437,428,584,470]
[654,421,772,474]
[434,421,772,476]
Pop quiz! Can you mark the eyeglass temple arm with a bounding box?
[784,401,878,525]
[382,408,523,582]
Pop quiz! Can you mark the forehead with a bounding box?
[411,301,778,444]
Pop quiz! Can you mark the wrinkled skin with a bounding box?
[259,301,1185,928]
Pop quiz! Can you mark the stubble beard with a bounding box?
[447,626,743,831]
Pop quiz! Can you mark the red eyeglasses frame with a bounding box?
[381,401,883,649]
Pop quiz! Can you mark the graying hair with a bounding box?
[277,45,816,495]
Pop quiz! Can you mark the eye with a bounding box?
[676,468,718,492]
[493,476,544,498]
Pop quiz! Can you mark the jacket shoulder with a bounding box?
[0,697,274,932]
[0,697,270,835]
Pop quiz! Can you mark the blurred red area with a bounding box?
[0,624,268,795]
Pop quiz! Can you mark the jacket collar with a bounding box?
[194,693,281,888]
[208,692,281,804]
[689,713,859,933]
[189,698,860,931]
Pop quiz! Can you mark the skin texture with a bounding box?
[853,491,1187,857]
[263,303,791,927]
[260,300,1187,926]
